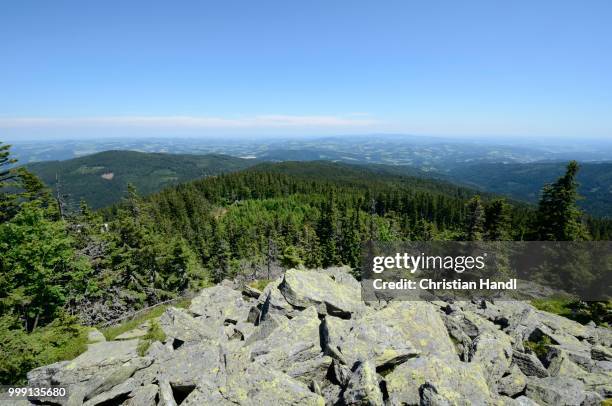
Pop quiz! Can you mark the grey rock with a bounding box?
[321,307,420,369]
[83,377,136,406]
[124,384,158,406]
[342,360,384,406]
[384,357,495,405]
[87,328,106,343]
[512,350,549,378]
[469,329,513,384]
[242,284,263,299]
[159,307,224,344]
[591,344,612,361]
[279,268,364,318]
[189,284,252,324]
[249,306,329,383]
[498,365,527,397]
[525,376,586,406]
[513,395,540,406]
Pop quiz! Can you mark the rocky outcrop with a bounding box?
[26,266,612,405]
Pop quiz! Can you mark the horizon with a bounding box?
[1,0,612,140]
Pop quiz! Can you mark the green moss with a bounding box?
[524,335,552,360]
[101,298,191,341]
[249,279,272,292]
[137,321,167,356]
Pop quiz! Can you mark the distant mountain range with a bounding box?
[26,150,256,209]
[23,148,612,217]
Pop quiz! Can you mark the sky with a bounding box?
[1,0,611,140]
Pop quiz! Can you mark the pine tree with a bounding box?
[533,161,589,241]
[484,199,511,240]
[465,195,484,241]
[318,192,339,267]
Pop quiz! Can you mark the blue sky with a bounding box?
[1,0,611,139]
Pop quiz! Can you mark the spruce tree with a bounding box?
[484,199,511,240]
[533,161,589,241]
[465,195,484,241]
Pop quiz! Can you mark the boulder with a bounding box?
[124,384,159,406]
[278,268,364,318]
[249,306,330,383]
[87,328,106,343]
[469,329,513,384]
[525,376,587,406]
[497,365,527,397]
[321,306,420,369]
[159,307,225,345]
[591,344,612,362]
[342,360,384,406]
[512,350,549,378]
[189,284,253,324]
[384,357,494,405]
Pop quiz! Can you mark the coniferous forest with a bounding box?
[1,141,611,384]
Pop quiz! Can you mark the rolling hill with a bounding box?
[26,150,257,209]
[446,162,612,218]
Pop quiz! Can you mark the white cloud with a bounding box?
[0,115,377,128]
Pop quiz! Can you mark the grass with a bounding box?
[101,297,191,341]
[137,321,167,356]
[531,297,611,327]
[248,279,272,292]
[0,315,89,385]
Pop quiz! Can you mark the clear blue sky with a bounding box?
[1,0,611,139]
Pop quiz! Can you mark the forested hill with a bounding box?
[446,162,612,218]
[25,150,256,209]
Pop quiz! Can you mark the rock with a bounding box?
[578,371,612,398]
[279,268,364,318]
[469,329,513,384]
[318,266,361,291]
[249,306,329,383]
[384,357,494,405]
[498,365,527,397]
[87,328,106,343]
[159,307,224,345]
[158,342,224,388]
[525,376,587,406]
[244,313,288,345]
[257,276,299,320]
[28,339,141,400]
[591,345,612,361]
[581,391,603,406]
[124,384,159,406]
[512,350,549,378]
[342,360,384,406]
[83,357,152,402]
[22,267,612,406]
[513,395,540,406]
[546,348,587,378]
[158,377,178,406]
[535,311,592,341]
[321,308,419,370]
[189,284,252,323]
[114,325,149,341]
[83,377,136,405]
[217,361,326,405]
[145,340,172,359]
[242,284,263,299]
